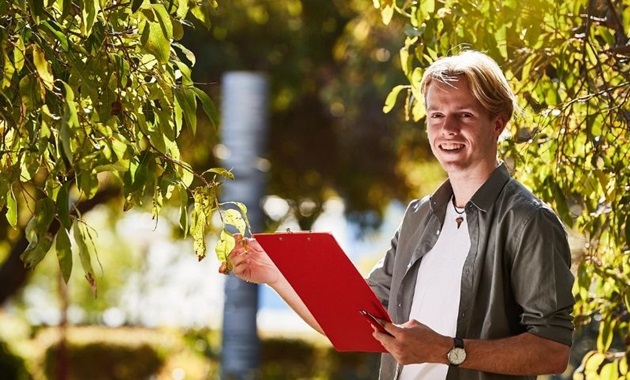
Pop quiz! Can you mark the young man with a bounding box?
[229,50,575,380]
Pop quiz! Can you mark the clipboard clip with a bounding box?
[360,310,393,336]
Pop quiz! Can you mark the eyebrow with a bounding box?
[426,104,479,112]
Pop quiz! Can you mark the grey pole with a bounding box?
[219,72,268,380]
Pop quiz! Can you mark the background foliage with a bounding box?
[374,0,630,376]
[180,0,443,231]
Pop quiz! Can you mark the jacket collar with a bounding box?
[429,163,512,218]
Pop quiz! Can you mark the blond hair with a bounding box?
[419,50,518,122]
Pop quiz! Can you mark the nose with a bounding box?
[441,115,460,135]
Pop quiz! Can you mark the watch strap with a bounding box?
[453,337,464,349]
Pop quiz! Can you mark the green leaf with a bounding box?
[151,4,174,40]
[178,184,189,238]
[191,186,218,260]
[215,229,235,271]
[28,0,44,20]
[190,87,219,129]
[73,221,97,297]
[625,214,630,255]
[20,233,54,269]
[13,33,25,73]
[233,202,251,236]
[582,351,606,376]
[20,197,56,269]
[191,205,208,260]
[6,186,17,229]
[420,0,435,14]
[174,87,198,134]
[40,20,69,51]
[380,4,394,25]
[124,151,152,194]
[60,82,79,163]
[190,1,214,29]
[35,197,56,235]
[140,7,171,63]
[82,0,101,35]
[596,316,615,352]
[56,183,72,229]
[383,85,407,114]
[60,0,73,19]
[175,161,194,187]
[223,208,247,234]
[131,0,144,13]
[173,42,197,66]
[174,60,193,87]
[19,73,39,113]
[77,170,99,199]
[55,228,73,283]
[202,167,234,180]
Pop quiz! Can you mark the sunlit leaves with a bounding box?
[32,44,54,90]
[140,3,173,63]
[215,205,250,274]
[73,220,98,297]
[383,84,407,114]
[190,186,216,260]
[6,187,18,229]
[1,0,245,292]
[174,87,198,134]
[81,0,101,35]
[215,230,236,274]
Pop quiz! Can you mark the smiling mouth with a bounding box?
[439,142,465,152]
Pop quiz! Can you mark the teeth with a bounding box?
[441,143,464,151]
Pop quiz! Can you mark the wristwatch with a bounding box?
[447,337,467,366]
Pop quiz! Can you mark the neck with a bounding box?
[449,160,500,207]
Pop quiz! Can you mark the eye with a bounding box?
[430,112,444,119]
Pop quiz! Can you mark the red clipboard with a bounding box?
[253,231,392,352]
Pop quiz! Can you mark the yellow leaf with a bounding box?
[383,85,407,114]
[73,221,98,297]
[381,4,394,25]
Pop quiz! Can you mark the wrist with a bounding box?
[447,337,467,366]
[433,335,454,364]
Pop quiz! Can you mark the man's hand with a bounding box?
[372,319,451,365]
[229,234,281,285]
[373,319,571,375]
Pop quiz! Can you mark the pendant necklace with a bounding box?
[453,198,465,229]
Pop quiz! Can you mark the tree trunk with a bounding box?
[219,72,269,379]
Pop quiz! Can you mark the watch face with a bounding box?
[448,347,467,365]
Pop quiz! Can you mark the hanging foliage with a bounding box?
[0,0,246,292]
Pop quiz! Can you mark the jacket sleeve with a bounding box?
[509,206,575,346]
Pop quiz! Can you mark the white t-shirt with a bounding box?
[398,199,471,380]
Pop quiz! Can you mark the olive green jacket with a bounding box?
[366,164,575,380]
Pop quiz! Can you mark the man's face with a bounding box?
[425,78,505,176]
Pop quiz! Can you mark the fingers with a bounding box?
[400,319,421,328]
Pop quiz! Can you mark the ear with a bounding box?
[493,115,507,139]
